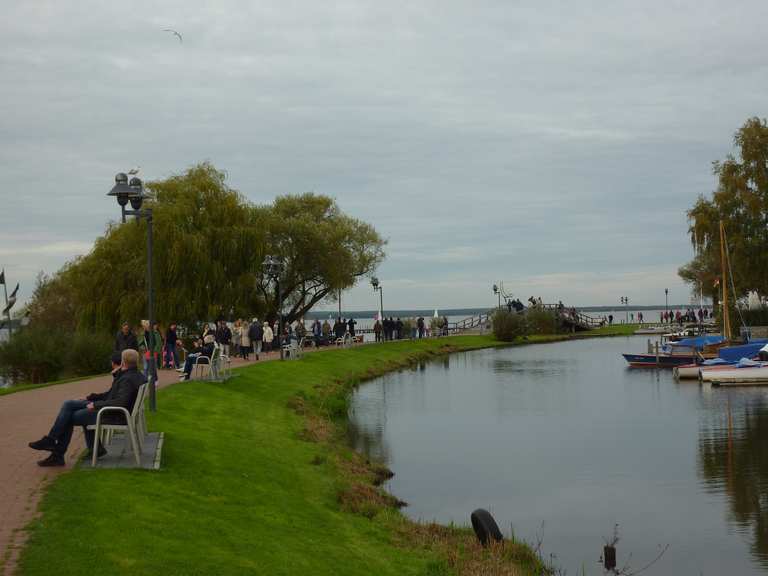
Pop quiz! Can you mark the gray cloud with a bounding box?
[1,0,766,312]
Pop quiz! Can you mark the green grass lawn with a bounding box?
[17,330,642,575]
[18,336,555,576]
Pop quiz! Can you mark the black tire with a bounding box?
[470,508,504,546]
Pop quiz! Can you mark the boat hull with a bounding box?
[704,366,768,385]
[622,353,696,368]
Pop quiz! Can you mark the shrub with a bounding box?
[67,331,114,376]
[492,311,528,341]
[740,307,768,327]
[400,318,415,338]
[526,308,561,335]
[0,326,68,383]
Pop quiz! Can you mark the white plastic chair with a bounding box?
[87,382,147,467]
[208,344,231,381]
[217,344,232,379]
[194,352,212,379]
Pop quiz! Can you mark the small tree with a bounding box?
[526,308,561,335]
[492,311,528,341]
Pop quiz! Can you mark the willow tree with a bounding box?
[257,193,385,323]
[55,163,264,329]
[680,117,768,300]
[27,162,385,332]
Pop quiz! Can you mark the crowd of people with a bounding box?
[661,308,710,325]
[112,318,283,381]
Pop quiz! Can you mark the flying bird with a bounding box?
[128,167,140,175]
[163,28,183,43]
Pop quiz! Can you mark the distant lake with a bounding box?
[349,336,768,575]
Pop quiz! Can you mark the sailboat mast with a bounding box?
[719,220,732,340]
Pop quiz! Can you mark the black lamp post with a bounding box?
[371,276,384,319]
[493,284,500,309]
[664,288,669,323]
[107,172,157,411]
[263,255,285,360]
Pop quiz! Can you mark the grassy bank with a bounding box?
[18,335,558,576]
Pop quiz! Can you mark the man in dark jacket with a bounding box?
[29,349,145,467]
[114,322,138,353]
[215,321,232,357]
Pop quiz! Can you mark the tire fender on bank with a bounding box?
[470,508,504,546]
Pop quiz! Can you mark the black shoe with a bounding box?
[29,436,58,452]
[37,453,65,467]
[86,445,108,459]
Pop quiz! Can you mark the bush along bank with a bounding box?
[17,335,551,576]
[0,327,113,384]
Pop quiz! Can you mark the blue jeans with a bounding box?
[48,399,97,456]
[183,353,201,379]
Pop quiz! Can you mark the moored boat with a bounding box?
[673,341,768,379]
[622,334,725,368]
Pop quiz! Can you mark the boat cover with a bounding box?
[736,358,763,368]
[702,358,730,366]
[718,342,766,363]
[670,335,726,350]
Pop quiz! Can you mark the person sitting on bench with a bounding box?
[29,349,145,467]
[178,334,215,381]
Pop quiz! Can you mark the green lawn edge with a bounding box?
[0,373,107,397]
[14,332,636,576]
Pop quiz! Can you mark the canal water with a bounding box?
[348,335,768,575]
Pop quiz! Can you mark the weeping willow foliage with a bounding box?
[680,117,768,300]
[28,162,385,332]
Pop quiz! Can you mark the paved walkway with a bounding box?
[0,351,279,575]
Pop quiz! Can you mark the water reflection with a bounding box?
[491,358,569,376]
[698,394,768,566]
[347,379,392,463]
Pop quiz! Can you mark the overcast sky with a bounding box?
[2,1,766,313]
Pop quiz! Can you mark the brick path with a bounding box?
[0,351,279,575]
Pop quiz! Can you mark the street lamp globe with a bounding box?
[108,172,131,206]
[493,284,498,295]
[128,177,144,210]
[371,276,379,290]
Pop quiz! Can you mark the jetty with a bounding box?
[449,304,603,334]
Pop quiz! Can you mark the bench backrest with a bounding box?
[131,383,148,421]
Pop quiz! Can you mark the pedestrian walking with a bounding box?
[263,321,274,352]
[240,319,251,360]
[249,318,262,360]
